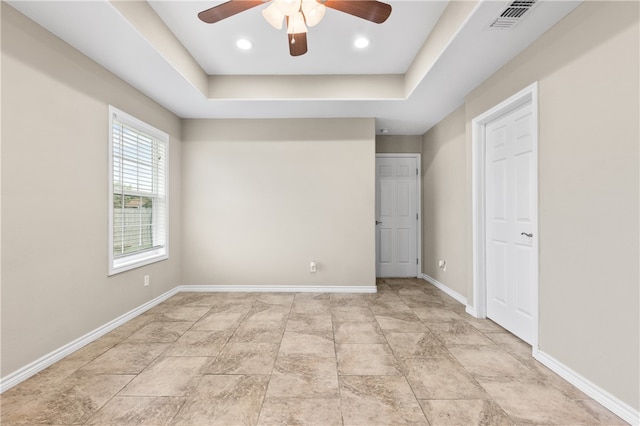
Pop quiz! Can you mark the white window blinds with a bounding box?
[109,107,168,275]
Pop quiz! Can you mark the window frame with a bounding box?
[108,106,169,276]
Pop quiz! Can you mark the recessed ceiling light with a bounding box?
[236,39,253,50]
[380,128,389,134]
[354,37,370,49]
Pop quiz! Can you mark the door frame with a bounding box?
[469,82,539,355]
[375,153,422,277]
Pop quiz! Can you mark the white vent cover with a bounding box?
[489,0,538,30]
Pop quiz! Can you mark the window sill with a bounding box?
[109,248,168,276]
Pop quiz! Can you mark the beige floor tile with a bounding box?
[478,376,601,424]
[411,305,462,322]
[401,357,488,399]
[331,305,376,323]
[165,330,232,357]
[419,399,514,426]
[103,314,163,341]
[266,357,339,398]
[256,293,295,306]
[172,375,268,426]
[484,331,533,357]
[375,312,429,332]
[159,306,211,322]
[79,343,169,374]
[7,280,624,426]
[120,356,210,396]
[384,331,449,358]
[257,397,342,426]
[164,292,212,306]
[427,321,495,346]
[294,292,331,301]
[208,343,279,374]
[285,312,333,332]
[86,396,185,425]
[183,294,256,308]
[33,335,121,378]
[368,300,413,315]
[401,297,447,309]
[448,345,538,379]
[191,307,249,331]
[125,321,193,343]
[291,299,332,314]
[334,322,385,344]
[339,375,427,425]
[463,315,507,333]
[279,330,335,358]
[244,301,291,322]
[1,374,133,425]
[337,343,400,375]
[329,293,370,307]
[518,357,591,400]
[230,321,285,343]
[576,399,628,425]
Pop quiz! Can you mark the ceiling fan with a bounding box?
[198,0,392,56]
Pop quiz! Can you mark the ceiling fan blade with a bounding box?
[323,0,391,24]
[288,32,308,56]
[198,0,265,24]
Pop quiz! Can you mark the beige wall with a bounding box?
[1,4,182,376]
[421,1,639,411]
[421,106,466,296]
[375,135,422,153]
[181,118,376,287]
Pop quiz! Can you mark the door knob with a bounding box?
[521,232,533,237]
[376,220,383,225]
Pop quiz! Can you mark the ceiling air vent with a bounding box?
[489,0,537,30]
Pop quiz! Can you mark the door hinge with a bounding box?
[416,213,419,220]
[416,168,419,176]
[416,258,419,265]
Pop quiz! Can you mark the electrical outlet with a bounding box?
[438,260,447,272]
[144,275,150,286]
[310,261,317,273]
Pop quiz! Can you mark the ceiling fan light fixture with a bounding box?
[301,0,325,27]
[274,0,301,16]
[287,11,308,34]
[262,2,285,29]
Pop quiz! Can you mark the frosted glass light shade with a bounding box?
[301,0,325,27]
[262,2,285,29]
[287,11,307,34]
[274,0,301,16]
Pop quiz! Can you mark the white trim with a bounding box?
[471,82,539,355]
[375,153,422,278]
[178,285,378,293]
[535,351,639,425]
[0,287,178,393]
[420,273,467,305]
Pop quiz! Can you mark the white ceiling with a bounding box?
[149,1,448,75]
[8,0,581,135]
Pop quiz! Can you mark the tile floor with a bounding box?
[1,278,627,425]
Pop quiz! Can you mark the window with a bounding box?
[109,106,168,275]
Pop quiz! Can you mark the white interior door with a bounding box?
[376,156,418,277]
[485,102,536,344]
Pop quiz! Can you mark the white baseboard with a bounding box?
[465,305,480,318]
[0,283,376,393]
[535,350,639,425]
[178,285,378,293]
[420,273,467,305]
[0,287,179,393]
